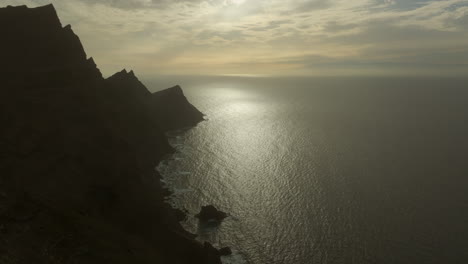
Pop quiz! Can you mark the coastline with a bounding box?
[0,4,223,264]
[157,125,247,264]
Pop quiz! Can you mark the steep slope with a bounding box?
[0,4,101,81]
[151,85,205,131]
[0,4,220,264]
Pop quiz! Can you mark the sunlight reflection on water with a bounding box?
[155,77,468,264]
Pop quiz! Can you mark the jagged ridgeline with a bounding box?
[0,4,218,264]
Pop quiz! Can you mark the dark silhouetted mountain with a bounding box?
[151,85,205,131]
[0,4,102,81]
[106,70,204,131]
[107,69,152,99]
[0,4,220,264]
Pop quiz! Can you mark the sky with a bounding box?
[4,0,468,77]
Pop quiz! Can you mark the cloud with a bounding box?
[3,0,468,76]
[58,0,208,9]
[292,0,335,13]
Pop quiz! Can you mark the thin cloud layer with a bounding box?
[5,0,468,76]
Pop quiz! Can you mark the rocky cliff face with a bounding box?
[106,70,205,132]
[0,4,220,264]
[151,85,205,131]
[0,4,101,81]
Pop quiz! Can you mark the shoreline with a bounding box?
[157,126,247,264]
[0,4,224,264]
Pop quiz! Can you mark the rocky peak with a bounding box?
[1,4,61,30]
[0,4,101,80]
[153,85,184,97]
[151,85,204,131]
[106,69,152,98]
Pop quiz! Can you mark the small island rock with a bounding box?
[195,205,227,222]
[219,247,232,256]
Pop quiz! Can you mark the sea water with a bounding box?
[149,76,468,264]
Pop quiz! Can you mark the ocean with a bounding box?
[146,76,468,264]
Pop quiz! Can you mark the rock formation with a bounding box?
[0,4,221,264]
[195,205,228,222]
[219,247,233,256]
[151,85,205,131]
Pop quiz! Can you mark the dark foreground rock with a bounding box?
[0,4,222,264]
[219,247,233,256]
[196,205,228,222]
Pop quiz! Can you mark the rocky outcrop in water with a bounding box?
[219,247,233,256]
[0,4,220,264]
[196,205,228,222]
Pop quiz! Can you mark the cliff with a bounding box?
[106,70,204,131]
[151,85,205,131]
[0,4,101,81]
[0,4,220,264]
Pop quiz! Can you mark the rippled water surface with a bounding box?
[148,76,468,264]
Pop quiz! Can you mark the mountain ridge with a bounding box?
[0,4,221,264]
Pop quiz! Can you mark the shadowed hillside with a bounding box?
[0,4,219,264]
